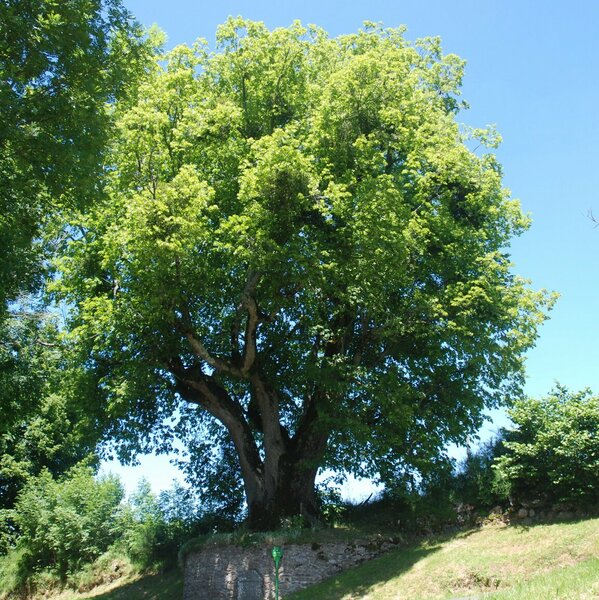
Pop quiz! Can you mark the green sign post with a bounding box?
[272,546,284,600]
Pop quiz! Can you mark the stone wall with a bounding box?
[183,537,400,600]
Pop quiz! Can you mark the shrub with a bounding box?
[119,479,165,568]
[120,479,205,568]
[496,387,599,508]
[12,464,124,581]
[0,508,17,555]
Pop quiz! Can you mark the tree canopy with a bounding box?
[52,19,551,529]
[0,0,150,540]
[0,0,147,308]
[0,310,101,514]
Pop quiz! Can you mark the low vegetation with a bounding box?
[289,517,599,600]
[1,388,598,598]
[18,515,598,600]
[0,471,210,599]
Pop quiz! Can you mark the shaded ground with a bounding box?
[58,570,182,600]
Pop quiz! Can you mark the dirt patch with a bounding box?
[449,569,502,593]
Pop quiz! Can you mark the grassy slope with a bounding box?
[42,517,599,600]
[289,517,599,600]
[55,570,183,600]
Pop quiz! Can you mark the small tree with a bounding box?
[0,310,103,514]
[452,437,509,509]
[496,387,599,507]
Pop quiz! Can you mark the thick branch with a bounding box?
[176,271,262,378]
[184,331,244,377]
[167,358,263,498]
[249,372,287,488]
[292,311,353,458]
[291,388,332,472]
[240,270,261,374]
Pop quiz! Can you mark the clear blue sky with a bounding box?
[103,0,599,494]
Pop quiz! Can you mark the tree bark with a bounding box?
[245,458,322,531]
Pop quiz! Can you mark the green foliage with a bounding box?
[496,387,599,507]
[452,438,510,509]
[120,479,164,568]
[0,308,103,522]
[0,546,31,599]
[51,19,551,520]
[175,417,245,526]
[0,469,208,596]
[120,479,207,569]
[0,0,151,542]
[0,306,53,436]
[0,0,149,309]
[10,465,124,582]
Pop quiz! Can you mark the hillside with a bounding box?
[30,516,599,600]
[289,517,599,600]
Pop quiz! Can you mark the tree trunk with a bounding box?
[170,364,330,531]
[243,374,331,531]
[245,459,321,531]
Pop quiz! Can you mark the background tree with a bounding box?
[0,309,105,554]
[8,465,123,582]
[496,387,599,507]
[0,2,151,504]
[53,19,552,530]
[176,415,246,528]
[0,0,148,310]
[451,437,509,510]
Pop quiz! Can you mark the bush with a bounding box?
[0,508,17,555]
[0,546,30,598]
[119,479,166,568]
[1,465,211,596]
[11,464,124,582]
[496,387,599,508]
[120,479,206,568]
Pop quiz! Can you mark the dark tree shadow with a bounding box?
[287,543,442,599]
[79,570,183,600]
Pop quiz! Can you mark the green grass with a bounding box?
[485,558,599,599]
[288,517,599,599]
[179,521,402,559]
[55,569,183,600]
[25,517,599,600]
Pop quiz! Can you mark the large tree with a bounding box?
[53,20,551,530]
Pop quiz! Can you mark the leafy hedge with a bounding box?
[497,387,599,508]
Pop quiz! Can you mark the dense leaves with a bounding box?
[497,388,599,507]
[451,437,509,510]
[0,309,101,517]
[0,2,148,524]
[0,0,147,308]
[121,479,211,567]
[10,465,123,580]
[52,19,551,527]
[0,471,210,594]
